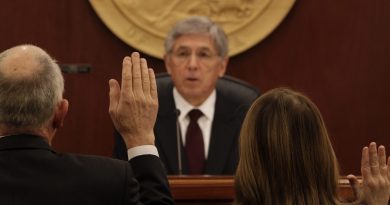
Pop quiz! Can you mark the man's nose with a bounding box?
[187,54,199,70]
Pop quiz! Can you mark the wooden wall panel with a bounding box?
[0,0,389,175]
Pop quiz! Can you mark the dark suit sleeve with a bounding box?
[126,155,174,205]
[113,131,129,160]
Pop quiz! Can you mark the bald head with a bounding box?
[0,44,64,131]
[0,45,51,79]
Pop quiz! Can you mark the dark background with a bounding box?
[0,1,389,175]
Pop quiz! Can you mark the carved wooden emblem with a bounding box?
[90,0,295,59]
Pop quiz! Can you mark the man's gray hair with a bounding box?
[0,46,64,130]
[164,16,229,57]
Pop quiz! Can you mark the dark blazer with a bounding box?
[114,74,260,175]
[0,134,173,205]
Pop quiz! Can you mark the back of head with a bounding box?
[0,45,64,132]
[164,16,228,57]
[235,88,339,205]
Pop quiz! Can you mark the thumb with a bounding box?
[347,174,362,202]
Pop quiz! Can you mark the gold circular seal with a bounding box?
[90,0,295,59]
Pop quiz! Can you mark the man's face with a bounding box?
[164,34,228,106]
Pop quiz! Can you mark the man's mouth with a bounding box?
[186,77,198,81]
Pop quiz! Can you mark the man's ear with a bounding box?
[53,99,69,129]
[218,57,229,77]
[164,54,172,74]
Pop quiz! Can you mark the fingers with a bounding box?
[347,174,361,200]
[378,145,387,176]
[115,52,156,101]
[369,142,380,176]
[361,146,371,181]
[131,52,142,94]
[141,58,150,95]
[362,142,389,181]
[359,143,390,205]
[108,79,120,117]
[127,52,154,98]
[388,156,390,179]
[149,69,158,101]
[121,56,133,96]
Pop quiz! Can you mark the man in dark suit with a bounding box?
[0,45,173,204]
[114,16,259,175]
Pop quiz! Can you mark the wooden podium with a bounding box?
[168,176,358,204]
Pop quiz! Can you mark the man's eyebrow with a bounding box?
[173,46,215,53]
[197,47,213,51]
[175,46,189,50]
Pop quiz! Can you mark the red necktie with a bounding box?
[185,109,205,174]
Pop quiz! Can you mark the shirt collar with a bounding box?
[173,87,216,120]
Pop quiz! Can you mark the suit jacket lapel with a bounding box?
[204,91,241,174]
[154,81,187,174]
[155,113,181,174]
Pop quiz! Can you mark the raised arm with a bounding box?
[109,52,173,204]
[109,52,158,148]
[348,142,390,205]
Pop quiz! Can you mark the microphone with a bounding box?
[175,109,183,175]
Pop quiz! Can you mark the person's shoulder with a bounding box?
[57,153,129,171]
[54,153,138,201]
[58,152,161,168]
[156,73,174,96]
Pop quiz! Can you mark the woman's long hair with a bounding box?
[235,88,340,205]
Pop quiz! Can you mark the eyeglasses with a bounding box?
[170,49,220,64]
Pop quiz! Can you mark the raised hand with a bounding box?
[109,52,158,148]
[348,142,390,205]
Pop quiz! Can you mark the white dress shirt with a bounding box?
[173,88,216,158]
[127,145,159,160]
